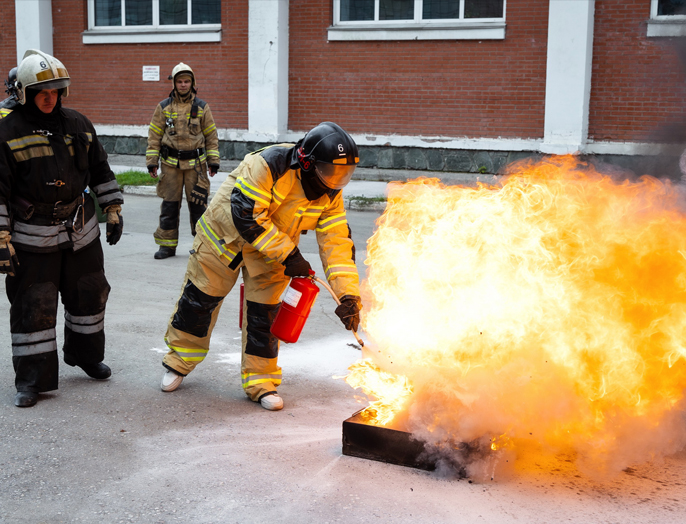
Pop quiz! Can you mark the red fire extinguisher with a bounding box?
[270,270,320,343]
[270,270,365,347]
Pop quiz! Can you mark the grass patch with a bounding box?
[115,169,157,187]
[346,195,386,205]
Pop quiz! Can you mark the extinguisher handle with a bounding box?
[313,276,365,348]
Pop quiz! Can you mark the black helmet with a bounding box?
[4,67,18,98]
[296,122,359,189]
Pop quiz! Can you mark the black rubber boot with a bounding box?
[154,246,176,259]
[77,362,112,380]
[15,391,39,407]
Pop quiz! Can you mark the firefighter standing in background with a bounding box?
[0,67,20,118]
[0,49,124,408]
[159,122,362,411]
[146,63,220,259]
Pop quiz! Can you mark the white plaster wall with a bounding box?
[248,0,289,140]
[542,0,595,154]
[15,0,53,64]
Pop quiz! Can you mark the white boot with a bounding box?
[259,392,284,411]
[161,369,183,392]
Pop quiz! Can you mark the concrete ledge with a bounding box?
[102,137,685,180]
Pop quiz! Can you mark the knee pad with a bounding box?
[160,201,181,230]
[245,301,280,359]
[75,271,111,312]
[20,282,58,331]
[171,280,223,338]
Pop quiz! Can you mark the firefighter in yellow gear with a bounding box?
[159,122,363,410]
[146,62,220,259]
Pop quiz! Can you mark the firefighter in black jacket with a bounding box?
[0,49,124,408]
[0,66,20,118]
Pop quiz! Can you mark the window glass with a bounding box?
[95,0,121,26]
[423,0,460,19]
[658,0,686,15]
[341,0,374,21]
[192,0,221,24]
[160,0,188,25]
[380,0,413,21]
[125,0,152,25]
[464,0,503,19]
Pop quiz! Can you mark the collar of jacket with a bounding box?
[171,90,195,104]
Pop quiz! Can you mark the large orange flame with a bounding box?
[347,155,686,474]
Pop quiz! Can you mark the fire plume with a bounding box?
[346,155,686,474]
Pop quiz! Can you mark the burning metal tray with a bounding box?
[342,409,436,471]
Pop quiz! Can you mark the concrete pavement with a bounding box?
[1,177,685,523]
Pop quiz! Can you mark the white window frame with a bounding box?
[82,0,221,44]
[647,0,686,37]
[328,0,506,41]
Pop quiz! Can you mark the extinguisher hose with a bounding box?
[313,276,365,348]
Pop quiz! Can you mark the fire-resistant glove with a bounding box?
[335,295,362,332]
[104,205,123,246]
[283,247,312,278]
[148,165,158,178]
[208,164,219,177]
[0,231,19,277]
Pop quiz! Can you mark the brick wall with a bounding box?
[288,0,550,139]
[48,0,248,129]
[0,0,17,87]
[590,0,686,142]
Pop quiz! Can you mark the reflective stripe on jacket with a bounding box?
[0,105,124,251]
[198,144,360,299]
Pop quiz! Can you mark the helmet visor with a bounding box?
[29,78,70,91]
[314,161,357,189]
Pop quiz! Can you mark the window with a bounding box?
[331,0,506,41]
[84,0,221,44]
[648,0,686,37]
[657,0,686,15]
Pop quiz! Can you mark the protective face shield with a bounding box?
[16,49,70,105]
[296,122,359,190]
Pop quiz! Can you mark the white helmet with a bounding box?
[170,62,195,90]
[16,49,70,105]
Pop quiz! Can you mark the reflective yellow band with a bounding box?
[149,123,164,135]
[165,340,209,362]
[236,177,271,206]
[325,263,358,279]
[155,238,178,247]
[198,216,237,262]
[241,372,282,388]
[253,223,278,252]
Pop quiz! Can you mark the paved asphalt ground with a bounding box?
[0,157,685,523]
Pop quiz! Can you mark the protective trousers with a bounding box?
[163,235,290,401]
[154,163,210,248]
[5,241,110,393]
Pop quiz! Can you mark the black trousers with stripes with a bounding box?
[4,239,111,392]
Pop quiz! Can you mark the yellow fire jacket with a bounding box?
[146,91,219,170]
[197,144,360,298]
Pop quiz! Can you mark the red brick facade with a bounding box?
[0,1,684,146]
[0,1,17,81]
[0,0,248,130]
[590,0,686,142]
[288,0,550,139]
